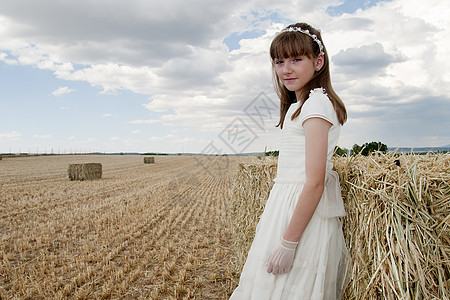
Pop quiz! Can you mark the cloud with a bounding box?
[0,0,240,65]
[130,119,160,124]
[328,17,374,30]
[0,51,17,64]
[0,131,21,140]
[101,113,112,118]
[52,86,75,96]
[33,134,52,139]
[332,43,405,77]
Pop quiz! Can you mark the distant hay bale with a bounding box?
[144,157,155,164]
[0,155,2,161]
[68,163,102,181]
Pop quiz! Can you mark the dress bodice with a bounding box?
[275,88,341,184]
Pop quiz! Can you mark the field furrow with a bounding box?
[0,155,245,299]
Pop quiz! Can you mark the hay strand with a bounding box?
[335,152,449,299]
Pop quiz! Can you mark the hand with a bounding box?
[266,238,299,275]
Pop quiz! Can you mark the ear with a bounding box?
[314,53,325,71]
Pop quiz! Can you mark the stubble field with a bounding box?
[0,154,251,299]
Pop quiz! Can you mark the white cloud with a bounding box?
[130,119,159,124]
[33,134,52,139]
[0,131,21,140]
[0,51,17,64]
[110,136,120,141]
[101,113,112,118]
[173,137,196,144]
[52,86,75,96]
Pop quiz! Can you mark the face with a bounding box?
[274,55,318,101]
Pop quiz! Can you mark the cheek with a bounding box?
[275,66,283,78]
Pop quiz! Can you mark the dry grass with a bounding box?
[337,152,449,299]
[229,152,449,299]
[0,155,246,299]
[228,156,277,273]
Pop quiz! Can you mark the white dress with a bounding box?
[230,88,351,300]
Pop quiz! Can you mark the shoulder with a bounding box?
[304,88,333,109]
[300,88,337,125]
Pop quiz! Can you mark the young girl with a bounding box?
[230,23,351,299]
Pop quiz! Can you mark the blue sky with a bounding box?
[1,0,449,154]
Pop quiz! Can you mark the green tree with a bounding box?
[351,142,388,156]
[334,146,348,156]
[351,144,363,156]
[264,150,279,157]
[361,141,388,156]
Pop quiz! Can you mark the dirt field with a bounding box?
[0,154,251,299]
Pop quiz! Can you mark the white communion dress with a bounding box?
[230,88,351,300]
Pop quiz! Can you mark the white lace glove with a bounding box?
[266,238,299,275]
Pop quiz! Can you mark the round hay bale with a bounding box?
[144,157,155,164]
[68,163,102,181]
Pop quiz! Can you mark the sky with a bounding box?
[0,0,449,154]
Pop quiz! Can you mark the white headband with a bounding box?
[281,27,324,55]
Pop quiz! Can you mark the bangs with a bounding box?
[270,32,314,60]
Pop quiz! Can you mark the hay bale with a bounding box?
[0,155,2,161]
[144,157,155,164]
[229,162,277,272]
[68,163,102,181]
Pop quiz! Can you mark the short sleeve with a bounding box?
[300,88,336,125]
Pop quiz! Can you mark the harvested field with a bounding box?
[0,155,253,299]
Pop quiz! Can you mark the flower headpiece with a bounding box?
[281,26,324,55]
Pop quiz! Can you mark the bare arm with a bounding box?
[282,117,331,242]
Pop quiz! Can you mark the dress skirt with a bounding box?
[230,171,351,300]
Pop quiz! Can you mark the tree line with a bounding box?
[335,141,388,156]
[265,141,388,157]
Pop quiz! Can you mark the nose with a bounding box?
[282,61,293,74]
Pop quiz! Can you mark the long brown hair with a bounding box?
[270,23,347,128]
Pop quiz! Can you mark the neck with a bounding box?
[295,90,305,104]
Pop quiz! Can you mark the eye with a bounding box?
[275,59,284,65]
[293,58,302,62]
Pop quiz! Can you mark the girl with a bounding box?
[230,23,351,299]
